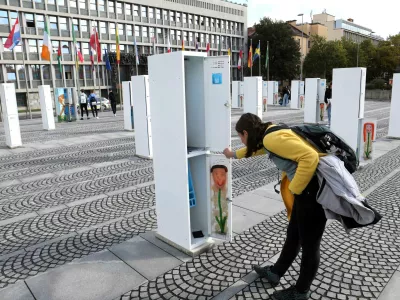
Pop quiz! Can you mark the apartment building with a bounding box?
[0,0,247,108]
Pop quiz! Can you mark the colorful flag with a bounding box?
[90,26,101,62]
[227,37,231,56]
[247,44,253,68]
[167,33,171,53]
[57,47,62,74]
[134,36,139,65]
[265,45,269,69]
[238,49,243,69]
[116,25,120,65]
[252,41,260,63]
[181,39,185,51]
[90,49,94,71]
[72,21,83,65]
[5,18,21,50]
[104,48,112,71]
[206,42,210,55]
[41,17,52,61]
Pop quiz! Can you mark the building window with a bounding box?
[31,65,41,80]
[135,25,140,37]
[79,0,86,9]
[195,15,199,25]
[157,28,162,39]
[6,65,16,81]
[100,21,106,34]
[176,12,181,23]
[98,0,104,11]
[118,23,124,35]
[49,16,57,30]
[116,2,122,14]
[134,5,139,17]
[84,66,92,79]
[216,19,220,28]
[24,13,35,28]
[109,23,115,35]
[163,10,168,20]
[211,18,214,27]
[142,26,148,37]
[156,9,161,20]
[189,32,193,42]
[90,0,96,10]
[170,29,175,41]
[126,24,132,36]
[170,11,175,22]
[69,0,77,8]
[182,13,187,24]
[82,42,89,54]
[206,17,209,27]
[177,30,181,41]
[125,3,131,15]
[221,20,225,29]
[80,19,88,32]
[141,6,147,18]
[59,17,67,31]
[61,41,70,54]
[189,14,193,24]
[52,40,60,52]
[200,16,204,26]
[200,33,204,43]
[108,1,115,13]
[149,27,155,38]
[149,7,154,19]
[183,31,187,41]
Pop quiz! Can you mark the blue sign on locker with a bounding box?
[212,73,222,84]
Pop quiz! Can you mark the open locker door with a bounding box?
[203,56,232,241]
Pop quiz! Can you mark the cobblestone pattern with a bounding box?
[118,145,400,300]
[0,210,157,289]
[0,167,154,219]
[0,185,155,255]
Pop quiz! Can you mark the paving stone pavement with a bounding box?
[0,101,396,299]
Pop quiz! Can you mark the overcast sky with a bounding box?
[236,0,399,39]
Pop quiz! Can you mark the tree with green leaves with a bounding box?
[247,17,301,81]
[303,35,347,81]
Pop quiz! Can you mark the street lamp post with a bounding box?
[298,13,304,81]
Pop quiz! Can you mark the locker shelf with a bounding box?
[188,162,196,208]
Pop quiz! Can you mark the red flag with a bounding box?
[167,35,171,53]
[238,50,243,69]
[90,27,101,62]
[206,42,210,53]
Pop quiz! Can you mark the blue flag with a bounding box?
[104,48,112,71]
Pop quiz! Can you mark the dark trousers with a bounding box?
[80,103,89,118]
[111,102,117,114]
[90,102,98,117]
[272,176,327,292]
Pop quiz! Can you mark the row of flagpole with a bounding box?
[247,39,270,79]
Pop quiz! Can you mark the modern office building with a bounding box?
[0,0,247,108]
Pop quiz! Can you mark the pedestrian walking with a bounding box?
[88,90,99,119]
[223,113,327,300]
[109,89,117,116]
[79,90,90,120]
[325,83,332,127]
[282,86,290,107]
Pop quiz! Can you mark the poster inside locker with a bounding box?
[209,157,231,241]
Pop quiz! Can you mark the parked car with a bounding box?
[77,97,110,111]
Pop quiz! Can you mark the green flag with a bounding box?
[57,46,62,74]
[265,46,269,68]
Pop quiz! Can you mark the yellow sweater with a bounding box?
[235,125,325,219]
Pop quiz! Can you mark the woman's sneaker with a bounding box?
[272,286,311,300]
[253,265,280,285]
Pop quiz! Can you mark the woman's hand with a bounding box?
[223,148,235,159]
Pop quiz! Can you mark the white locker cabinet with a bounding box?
[148,52,232,255]
[122,81,134,131]
[231,81,240,109]
[267,81,278,105]
[0,83,22,148]
[304,78,320,124]
[388,74,400,138]
[244,77,263,118]
[290,80,305,109]
[331,68,366,152]
[132,75,153,159]
[39,85,55,130]
[318,79,327,122]
[239,82,244,107]
[262,81,268,111]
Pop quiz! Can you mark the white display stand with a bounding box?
[148,52,232,256]
[290,80,305,109]
[358,118,377,162]
[244,77,263,118]
[122,81,134,131]
[239,81,244,107]
[304,78,319,123]
[38,85,55,130]
[231,81,240,109]
[131,75,153,159]
[388,73,400,138]
[267,81,279,105]
[262,81,268,111]
[0,83,22,148]
[331,68,366,152]
[318,79,327,122]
